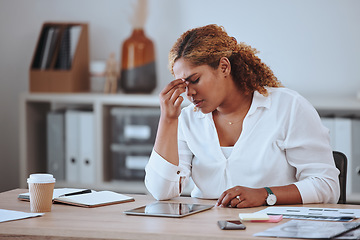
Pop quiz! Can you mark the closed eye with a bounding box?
[190,78,200,84]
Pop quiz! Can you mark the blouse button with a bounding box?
[176,171,180,174]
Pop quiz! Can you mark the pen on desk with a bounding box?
[58,189,92,197]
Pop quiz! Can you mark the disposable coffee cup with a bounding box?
[27,174,56,213]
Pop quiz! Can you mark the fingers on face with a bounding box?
[160,79,187,104]
[174,95,184,108]
[160,79,186,95]
[171,85,186,100]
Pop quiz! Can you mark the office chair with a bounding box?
[333,151,347,204]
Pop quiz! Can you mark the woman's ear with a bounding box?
[218,57,231,76]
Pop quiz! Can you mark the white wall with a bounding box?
[0,0,359,192]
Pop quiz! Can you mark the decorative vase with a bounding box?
[119,28,156,93]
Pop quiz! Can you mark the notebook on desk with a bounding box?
[18,188,134,208]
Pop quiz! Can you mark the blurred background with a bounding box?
[0,0,359,192]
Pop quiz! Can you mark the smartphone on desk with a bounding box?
[217,220,246,230]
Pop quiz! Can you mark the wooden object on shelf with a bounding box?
[29,22,89,93]
[104,53,119,94]
[120,28,156,93]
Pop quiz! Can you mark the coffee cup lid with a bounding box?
[27,174,56,183]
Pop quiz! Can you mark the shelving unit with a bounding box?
[19,93,160,194]
[305,95,360,117]
[19,93,360,202]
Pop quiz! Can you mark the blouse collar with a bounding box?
[194,88,272,119]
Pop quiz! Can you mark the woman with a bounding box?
[145,24,340,208]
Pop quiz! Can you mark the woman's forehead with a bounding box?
[173,59,202,79]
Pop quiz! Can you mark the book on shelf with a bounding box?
[55,26,71,70]
[32,26,50,69]
[55,25,83,70]
[32,26,61,70]
[40,26,60,69]
[69,25,82,66]
[33,25,83,70]
[18,188,134,208]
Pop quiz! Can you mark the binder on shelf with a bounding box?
[78,112,95,184]
[65,110,80,182]
[65,110,95,184]
[29,22,89,92]
[46,111,65,181]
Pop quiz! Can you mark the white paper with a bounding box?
[254,220,360,239]
[238,213,269,220]
[69,25,82,63]
[0,209,44,223]
[55,191,133,206]
[335,227,360,239]
[256,206,360,220]
[18,188,91,200]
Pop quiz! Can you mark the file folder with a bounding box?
[78,112,95,184]
[65,110,80,182]
[47,111,65,181]
[65,110,95,184]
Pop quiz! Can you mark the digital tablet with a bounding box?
[124,202,214,218]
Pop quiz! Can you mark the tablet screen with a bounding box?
[124,202,214,218]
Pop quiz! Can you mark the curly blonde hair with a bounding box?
[169,24,282,96]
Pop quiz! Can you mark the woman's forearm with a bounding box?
[153,117,180,166]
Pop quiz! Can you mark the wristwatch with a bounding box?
[264,187,277,206]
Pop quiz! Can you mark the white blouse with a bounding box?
[145,87,340,204]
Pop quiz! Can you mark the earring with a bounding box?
[193,107,198,112]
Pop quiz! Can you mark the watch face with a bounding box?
[266,194,277,206]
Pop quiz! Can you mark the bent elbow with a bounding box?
[149,192,173,201]
[144,177,179,201]
[319,177,341,204]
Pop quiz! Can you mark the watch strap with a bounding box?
[264,187,274,195]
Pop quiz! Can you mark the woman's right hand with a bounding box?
[159,79,187,120]
[154,79,187,166]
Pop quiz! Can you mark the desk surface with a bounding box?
[0,189,359,240]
